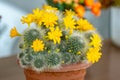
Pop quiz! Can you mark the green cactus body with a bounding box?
[19,58,29,68]
[66,36,86,54]
[46,53,61,69]
[19,43,24,49]
[18,52,28,68]
[45,41,56,51]
[71,54,80,63]
[84,31,94,42]
[32,57,45,71]
[18,52,25,59]
[20,59,28,67]
[23,54,33,64]
[61,30,67,40]
[24,48,33,54]
[61,52,71,65]
[58,40,67,52]
[19,53,33,68]
[23,29,41,46]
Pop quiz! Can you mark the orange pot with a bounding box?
[24,62,91,80]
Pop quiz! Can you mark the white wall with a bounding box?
[111,7,120,46]
[2,0,46,12]
[85,9,110,39]
[0,1,27,58]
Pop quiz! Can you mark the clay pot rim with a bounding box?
[44,62,92,72]
[24,61,92,73]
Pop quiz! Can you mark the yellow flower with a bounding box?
[76,19,95,31]
[63,15,76,33]
[32,8,44,26]
[42,5,58,11]
[48,27,62,44]
[68,50,72,52]
[10,27,21,38]
[42,12,58,27]
[65,10,75,16]
[21,14,34,26]
[87,47,102,63]
[77,51,81,55]
[89,34,102,47]
[31,39,44,52]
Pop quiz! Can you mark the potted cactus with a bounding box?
[10,5,102,80]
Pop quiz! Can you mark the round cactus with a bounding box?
[61,52,72,65]
[66,36,86,54]
[23,54,33,64]
[46,53,61,69]
[18,52,25,59]
[71,54,81,63]
[19,58,29,68]
[20,59,28,67]
[32,57,45,71]
[23,47,35,55]
[23,29,41,46]
[19,43,24,49]
[45,41,56,51]
[58,40,67,52]
[18,52,29,68]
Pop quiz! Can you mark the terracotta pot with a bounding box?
[24,62,91,80]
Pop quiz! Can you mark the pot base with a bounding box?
[24,69,86,80]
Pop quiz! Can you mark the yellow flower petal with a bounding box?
[87,47,102,63]
[76,19,95,31]
[32,8,44,26]
[10,27,21,38]
[89,34,102,47]
[42,5,58,11]
[48,27,62,44]
[63,13,76,34]
[31,39,45,52]
[42,12,58,27]
[21,14,34,26]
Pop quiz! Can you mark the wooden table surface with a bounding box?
[0,40,120,80]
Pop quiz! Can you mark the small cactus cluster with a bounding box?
[10,5,102,72]
[66,36,86,54]
[23,29,41,46]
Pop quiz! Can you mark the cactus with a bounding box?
[19,59,28,68]
[45,41,56,51]
[61,30,68,40]
[18,52,27,68]
[23,54,33,64]
[84,31,94,42]
[32,57,45,71]
[66,36,86,54]
[23,29,41,46]
[19,57,29,68]
[46,53,61,69]
[61,52,72,65]
[58,40,67,52]
[19,43,24,49]
[71,54,81,63]
[18,52,33,68]
[18,52,25,59]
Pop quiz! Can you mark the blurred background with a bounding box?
[0,0,120,80]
